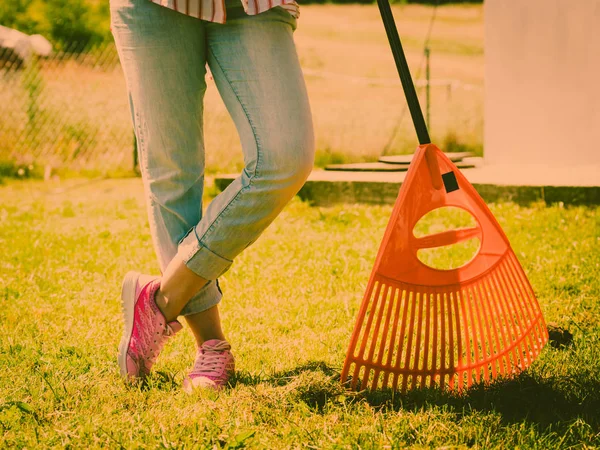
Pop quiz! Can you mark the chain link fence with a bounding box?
[0,42,136,175]
[0,21,484,178]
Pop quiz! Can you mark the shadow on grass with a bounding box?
[136,370,181,392]
[230,361,339,388]
[364,372,600,428]
[232,360,600,430]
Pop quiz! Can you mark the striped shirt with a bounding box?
[149,0,300,24]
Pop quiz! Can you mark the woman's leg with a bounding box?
[110,0,223,324]
[156,5,315,320]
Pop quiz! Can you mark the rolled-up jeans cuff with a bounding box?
[178,227,233,280]
[179,279,222,316]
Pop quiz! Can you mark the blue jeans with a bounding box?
[110,0,315,315]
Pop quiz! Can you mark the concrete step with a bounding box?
[378,152,474,164]
[214,164,600,206]
[325,161,475,172]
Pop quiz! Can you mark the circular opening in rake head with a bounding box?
[413,206,481,270]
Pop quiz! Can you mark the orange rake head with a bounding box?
[341,144,548,393]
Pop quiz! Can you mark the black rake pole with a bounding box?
[377,0,431,146]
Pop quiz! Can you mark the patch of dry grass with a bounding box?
[1,4,484,174]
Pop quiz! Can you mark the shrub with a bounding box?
[0,0,111,51]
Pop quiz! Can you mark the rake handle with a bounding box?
[413,227,481,249]
[377,0,431,145]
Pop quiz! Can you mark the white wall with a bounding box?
[485,0,600,167]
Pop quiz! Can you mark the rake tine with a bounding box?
[411,290,426,390]
[357,281,383,362]
[472,282,496,381]
[420,289,432,389]
[500,260,534,368]
[382,287,402,389]
[431,290,440,389]
[485,272,511,376]
[392,288,411,392]
[451,292,462,390]
[493,267,523,369]
[371,284,394,390]
[401,291,419,392]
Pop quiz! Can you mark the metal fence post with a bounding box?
[133,130,139,175]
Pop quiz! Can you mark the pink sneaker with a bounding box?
[183,340,235,392]
[118,271,182,381]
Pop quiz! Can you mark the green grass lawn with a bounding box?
[1,178,599,449]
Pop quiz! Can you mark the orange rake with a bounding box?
[340,0,548,393]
